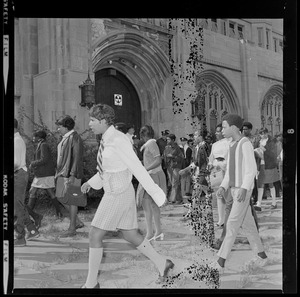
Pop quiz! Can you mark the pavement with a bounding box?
[13,195,283,292]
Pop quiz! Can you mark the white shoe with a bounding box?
[245,255,268,267]
[209,261,225,275]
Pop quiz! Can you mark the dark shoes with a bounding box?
[155,259,175,284]
[14,237,26,247]
[271,204,277,209]
[81,282,100,288]
[59,229,77,238]
[75,222,85,229]
[26,229,40,241]
[254,205,262,211]
[34,214,43,229]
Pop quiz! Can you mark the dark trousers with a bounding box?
[14,169,35,238]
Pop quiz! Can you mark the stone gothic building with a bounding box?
[14,18,283,140]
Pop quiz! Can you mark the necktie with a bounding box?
[96,139,104,176]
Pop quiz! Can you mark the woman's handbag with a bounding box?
[58,184,87,207]
[209,168,224,188]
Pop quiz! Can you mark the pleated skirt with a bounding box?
[91,170,138,231]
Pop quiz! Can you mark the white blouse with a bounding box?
[88,125,166,207]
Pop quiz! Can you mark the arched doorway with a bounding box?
[95,68,141,133]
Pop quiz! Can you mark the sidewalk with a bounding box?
[13,196,282,290]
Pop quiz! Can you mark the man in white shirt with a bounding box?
[14,119,39,247]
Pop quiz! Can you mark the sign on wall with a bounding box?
[114,94,122,106]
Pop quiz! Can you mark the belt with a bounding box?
[215,157,225,161]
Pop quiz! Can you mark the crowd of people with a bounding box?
[14,105,283,287]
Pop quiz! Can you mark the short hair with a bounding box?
[127,123,135,130]
[33,130,47,139]
[89,104,115,126]
[223,114,243,129]
[140,125,155,139]
[115,122,127,134]
[200,130,208,138]
[259,127,269,134]
[55,115,75,131]
[216,123,222,129]
[14,118,18,129]
[243,121,253,130]
[167,133,176,141]
[187,139,193,144]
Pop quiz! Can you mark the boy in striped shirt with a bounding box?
[212,114,268,273]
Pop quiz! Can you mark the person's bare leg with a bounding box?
[142,197,154,239]
[151,200,162,237]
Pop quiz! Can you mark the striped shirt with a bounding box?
[220,137,257,191]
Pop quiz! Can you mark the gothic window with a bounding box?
[229,22,236,38]
[279,40,283,53]
[266,29,270,49]
[261,91,282,135]
[214,91,218,109]
[257,28,263,47]
[211,19,218,32]
[237,25,244,39]
[201,19,209,29]
[220,19,227,35]
[195,80,231,133]
[209,109,218,133]
[273,38,278,52]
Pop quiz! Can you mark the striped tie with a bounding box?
[96,139,104,176]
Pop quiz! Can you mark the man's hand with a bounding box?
[81,182,91,194]
[237,188,247,202]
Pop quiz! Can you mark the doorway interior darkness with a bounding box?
[95,68,141,134]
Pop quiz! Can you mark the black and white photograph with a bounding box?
[3,0,297,294]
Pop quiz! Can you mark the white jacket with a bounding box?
[88,125,166,206]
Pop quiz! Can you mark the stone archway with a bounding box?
[92,30,171,131]
[195,69,240,133]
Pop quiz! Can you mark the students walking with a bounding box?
[80,104,174,288]
[14,119,40,246]
[212,114,268,273]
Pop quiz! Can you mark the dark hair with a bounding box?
[167,133,176,141]
[115,122,127,134]
[216,123,222,129]
[259,127,269,134]
[140,125,155,139]
[200,130,208,138]
[14,118,18,129]
[187,139,193,144]
[33,130,47,139]
[89,104,115,126]
[243,121,253,130]
[223,113,243,129]
[127,123,135,130]
[55,115,75,131]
